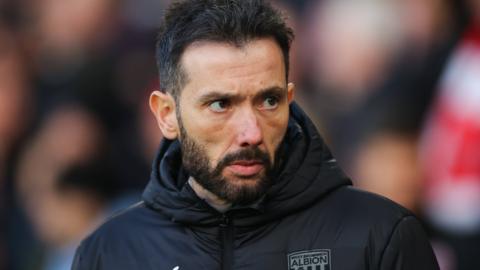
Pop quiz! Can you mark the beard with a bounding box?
[178,120,274,205]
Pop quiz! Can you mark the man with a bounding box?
[72,0,439,269]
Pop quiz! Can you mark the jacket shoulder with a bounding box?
[88,201,161,241]
[72,201,169,269]
[319,186,417,246]
[324,186,413,223]
[316,186,438,269]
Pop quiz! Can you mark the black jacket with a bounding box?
[72,103,439,270]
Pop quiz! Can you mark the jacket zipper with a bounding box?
[220,214,234,270]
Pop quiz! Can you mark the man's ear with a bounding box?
[287,82,295,104]
[149,90,179,140]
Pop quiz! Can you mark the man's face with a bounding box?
[176,38,294,204]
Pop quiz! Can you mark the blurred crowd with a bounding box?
[0,0,479,269]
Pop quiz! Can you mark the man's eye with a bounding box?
[261,96,279,110]
[209,100,229,112]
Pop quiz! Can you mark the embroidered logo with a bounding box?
[287,249,331,270]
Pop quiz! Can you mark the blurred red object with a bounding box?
[421,24,480,234]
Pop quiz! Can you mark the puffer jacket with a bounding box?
[72,103,439,270]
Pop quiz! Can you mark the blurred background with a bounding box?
[0,0,479,269]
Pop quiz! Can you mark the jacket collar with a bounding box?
[142,102,351,227]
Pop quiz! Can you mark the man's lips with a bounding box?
[226,160,264,176]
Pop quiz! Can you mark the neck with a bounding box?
[188,177,232,213]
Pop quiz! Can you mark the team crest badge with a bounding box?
[287,249,331,270]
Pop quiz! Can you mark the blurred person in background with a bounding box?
[26,0,116,57]
[419,1,480,269]
[14,105,116,270]
[0,25,32,191]
[22,0,160,195]
[2,0,167,258]
[0,24,33,270]
[343,10,459,214]
[3,0,167,268]
[352,131,423,212]
[298,0,456,166]
[298,0,459,212]
[299,0,406,142]
[22,0,124,126]
[40,161,115,270]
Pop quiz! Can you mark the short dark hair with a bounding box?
[156,0,294,97]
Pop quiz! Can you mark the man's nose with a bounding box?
[235,108,263,147]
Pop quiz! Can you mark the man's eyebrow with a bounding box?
[197,86,287,104]
[197,91,240,105]
[255,86,288,99]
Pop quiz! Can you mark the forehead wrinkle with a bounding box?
[179,39,287,105]
[181,40,284,78]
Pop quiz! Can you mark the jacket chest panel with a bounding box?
[228,211,372,270]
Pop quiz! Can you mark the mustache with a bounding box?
[215,146,271,170]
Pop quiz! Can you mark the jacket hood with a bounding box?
[142,102,351,227]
